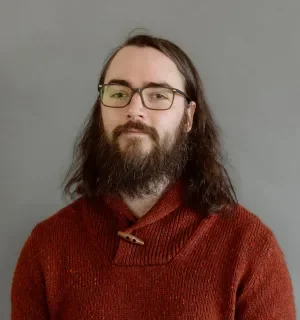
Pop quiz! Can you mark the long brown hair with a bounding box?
[62,33,237,214]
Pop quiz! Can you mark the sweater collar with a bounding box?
[101,180,184,232]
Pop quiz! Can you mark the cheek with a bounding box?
[101,107,123,136]
[153,111,182,140]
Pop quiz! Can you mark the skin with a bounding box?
[101,45,196,218]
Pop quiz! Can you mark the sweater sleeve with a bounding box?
[11,230,50,320]
[235,232,296,320]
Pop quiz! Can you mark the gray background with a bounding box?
[1,0,299,317]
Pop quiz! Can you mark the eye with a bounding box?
[110,91,128,99]
[151,93,168,100]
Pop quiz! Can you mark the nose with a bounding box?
[126,91,145,120]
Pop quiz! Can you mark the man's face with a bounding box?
[97,45,196,197]
[101,46,195,159]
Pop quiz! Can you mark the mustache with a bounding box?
[112,121,159,143]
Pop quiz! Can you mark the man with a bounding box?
[11,33,296,319]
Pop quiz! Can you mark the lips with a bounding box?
[123,128,145,134]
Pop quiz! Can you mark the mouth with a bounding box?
[123,129,146,134]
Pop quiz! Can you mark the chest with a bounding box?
[47,261,237,320]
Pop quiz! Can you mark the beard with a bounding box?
[95,112,190,198]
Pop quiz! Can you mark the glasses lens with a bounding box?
[142,87,174,110]
[101,84,132,107]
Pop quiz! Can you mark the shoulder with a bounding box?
[29,196,88,241]
[15,197,91,266]
[214,204,284,261]
[217,203,274,238]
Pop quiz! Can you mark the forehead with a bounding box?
[104,46,185,89]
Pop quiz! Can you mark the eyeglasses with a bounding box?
[98,83,191,111]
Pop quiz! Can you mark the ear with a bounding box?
[186,101,196,132]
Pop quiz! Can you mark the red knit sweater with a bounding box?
[11,182,296,319]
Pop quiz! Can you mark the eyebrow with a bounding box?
[107,78,174,89]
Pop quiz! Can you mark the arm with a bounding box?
[11,230,49,319]
[235,232,296,320]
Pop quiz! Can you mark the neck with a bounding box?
[121,180,170,219]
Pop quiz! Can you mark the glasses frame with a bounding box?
[98,83,191,111]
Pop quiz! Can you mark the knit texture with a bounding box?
[11,182,296,319]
